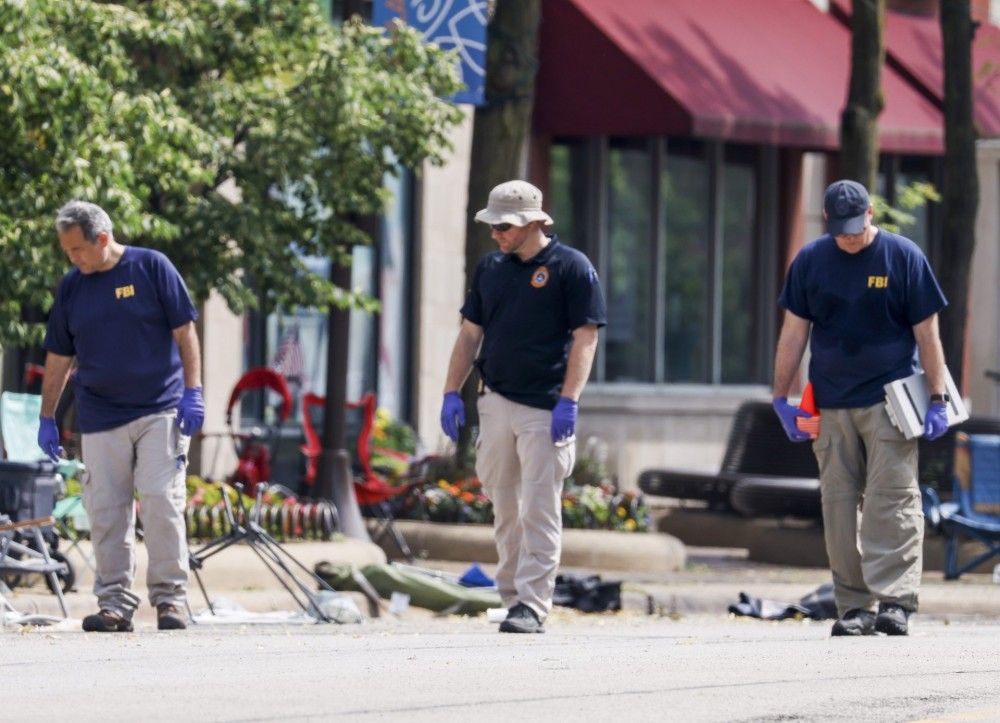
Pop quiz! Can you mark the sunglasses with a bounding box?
[491,223,513,232]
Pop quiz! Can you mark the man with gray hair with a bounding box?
[440,180,606,633]
[38,200,204,632]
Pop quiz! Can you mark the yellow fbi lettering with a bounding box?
[867,275,889,289]
[115,284,136,299]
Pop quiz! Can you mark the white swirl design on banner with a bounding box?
[409,0,487,78]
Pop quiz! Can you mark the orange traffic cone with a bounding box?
[797,382,820,439]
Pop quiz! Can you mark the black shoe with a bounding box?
[499,603,544,634]
[830,608,875,636]
[157,603,188,631]
[875,602,910,636]
[82,609,134,633]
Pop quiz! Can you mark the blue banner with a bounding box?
[373,0,487,106]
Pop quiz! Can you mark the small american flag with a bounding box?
[271,325,305,385]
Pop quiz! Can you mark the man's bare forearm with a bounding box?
[172,321,202,388]
[40,353,74,417]
[561,325,599,401]
[914,313,946,396]
[444,320,483,393]
[772,311,811,398]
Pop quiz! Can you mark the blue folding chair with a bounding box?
[925,432,1000,580]
[0,392,91,573]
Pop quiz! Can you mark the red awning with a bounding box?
[831,0,1000,137]
[535,0,944,153]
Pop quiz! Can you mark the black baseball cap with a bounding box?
[823,180,870,236]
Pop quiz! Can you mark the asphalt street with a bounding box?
[3,540,999,722]
[2,614,1000,722]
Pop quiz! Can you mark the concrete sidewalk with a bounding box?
[4,523,999,628]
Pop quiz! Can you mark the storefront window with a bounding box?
[549,140,589,248]
[249,171,414,425]
[661,142,710,383]
[551,136,772,387]
[720,152,758,384]
[896,157,933,252]
[375,169,412,419]
[605,139,653,382]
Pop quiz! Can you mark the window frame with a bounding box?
[550,134,780,386]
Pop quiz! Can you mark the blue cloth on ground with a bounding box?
[458,563,495,588]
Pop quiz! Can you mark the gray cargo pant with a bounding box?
[80,411,190,617]
[813,403,923,615]
[475,389,576,621]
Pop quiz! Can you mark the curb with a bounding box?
[655,506,998,574]
[370,520,687,574]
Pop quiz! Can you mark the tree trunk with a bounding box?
[840,0,885,189]
[938,1,979,388]
[456,0,542,467]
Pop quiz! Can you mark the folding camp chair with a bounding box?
[301,392,426,561]
[0,514,70,618]
[923,432,1000,579]
[0,392,85,587]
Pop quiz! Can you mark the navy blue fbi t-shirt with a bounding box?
[461,237,607,410]
[44,247,198,433]
[779,229,946,409]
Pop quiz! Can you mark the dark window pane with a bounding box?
[897,157,933,253]
[720,159,758,383]
[549,141,589,248]
[605,140,653,382]
[662,143,709,382]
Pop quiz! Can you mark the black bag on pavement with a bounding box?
[553,574,622,613]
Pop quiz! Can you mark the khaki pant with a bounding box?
[813,404,922,615]
[475,390,575,620]
[81,411,190,617]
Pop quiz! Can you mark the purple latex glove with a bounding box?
[176,387,205,436]
[550,396,578,443]
[440,391,465,442]
[924,401,949,441]
[37,416,63,463]
[772,397,812,442]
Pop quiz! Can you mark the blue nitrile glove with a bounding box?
[772,397,812,442]
[37,416,63,463]
[440,391,465,442]
[176,386,205,436]
[551,396,578,443]
[924,402,949,441]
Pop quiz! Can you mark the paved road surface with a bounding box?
[3,613,1000,722]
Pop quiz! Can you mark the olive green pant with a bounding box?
[475,389,576,620]
[813,404,923,615]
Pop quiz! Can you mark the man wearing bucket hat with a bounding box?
[440,180,606,634]
[771,179,948,637]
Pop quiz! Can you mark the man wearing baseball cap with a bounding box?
[440,180,606,633]
[771,179,948,637]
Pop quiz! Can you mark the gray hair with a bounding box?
[55,200,113,242]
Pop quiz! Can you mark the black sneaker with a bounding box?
[830,608,876,636]
[156,603,188,631]
[499,603,544,634]
[875,602,910,636]
[82,609,134,633]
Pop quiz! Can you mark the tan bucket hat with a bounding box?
[474,180,554,227]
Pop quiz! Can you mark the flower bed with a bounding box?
[391,477,650,533]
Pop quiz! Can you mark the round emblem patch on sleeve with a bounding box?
[530,265,549,288]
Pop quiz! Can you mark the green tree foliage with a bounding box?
[0,0,463,345]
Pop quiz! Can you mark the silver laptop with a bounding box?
[884,366,969,439]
